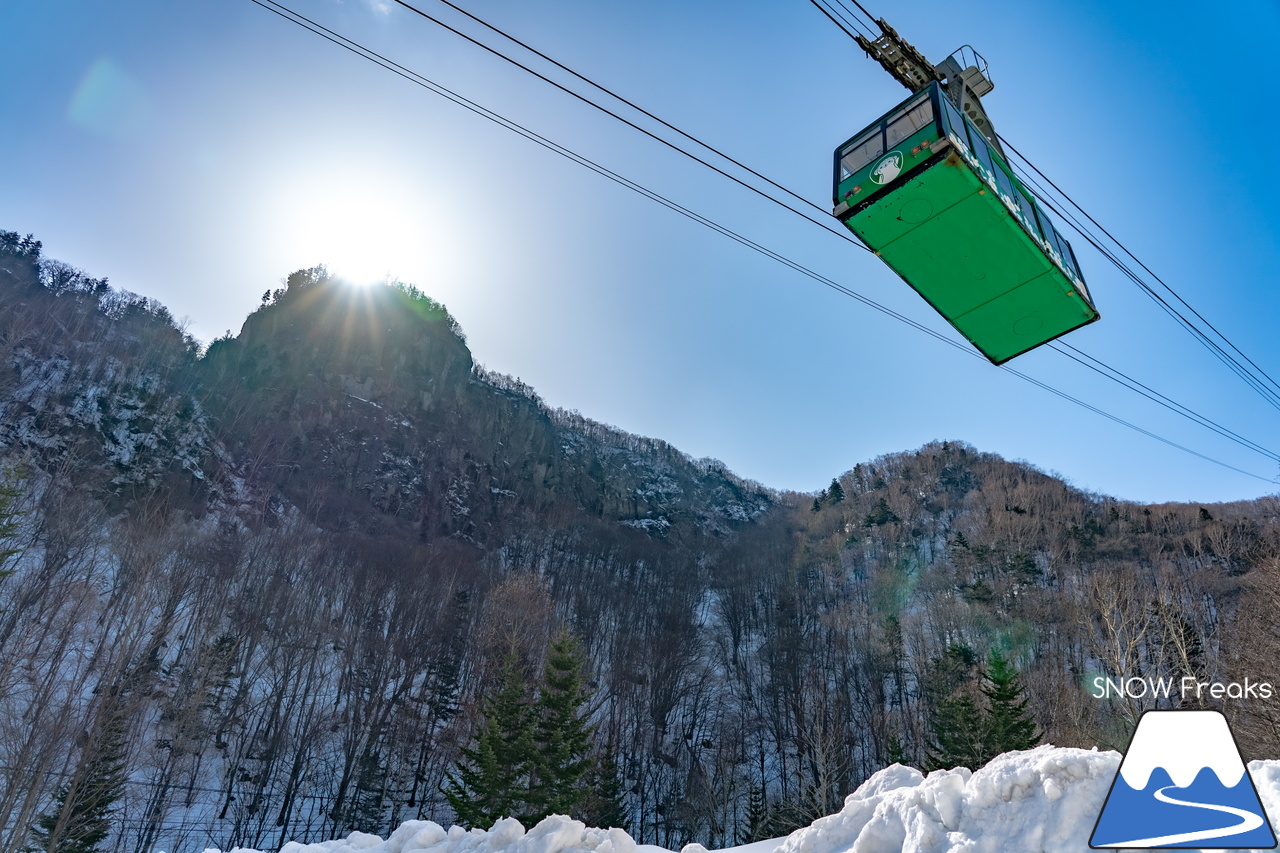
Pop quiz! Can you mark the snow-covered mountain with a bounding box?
[6,234,1280,853]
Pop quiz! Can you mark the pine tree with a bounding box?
[738,785,772,844]
[344,748,388,834]
[529,629,596,821]
[582,745,630,832]
[863,497,899,527]
[924,691,987,772]
[886,733,909,767]
[925,649,1041,771]
[811,487,826,513]
[827,478,845,504]
[28,713,128,853]
[0,469,24,589]
[981,651,1041,755]
[443,655,536,829]
[922,644,982,772]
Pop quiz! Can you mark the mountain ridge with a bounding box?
[3,230,1280,851]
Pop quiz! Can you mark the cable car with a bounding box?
[832,72,1098,364]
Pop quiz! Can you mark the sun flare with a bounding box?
[279,175,432,288]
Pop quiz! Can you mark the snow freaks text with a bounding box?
[1091,676,1275,701]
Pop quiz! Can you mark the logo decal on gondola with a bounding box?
[870,151,903,185]
[1090,710,1276,849]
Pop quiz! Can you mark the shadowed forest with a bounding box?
[2,231,1278,852]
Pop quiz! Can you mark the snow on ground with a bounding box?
[204,746,1280,853]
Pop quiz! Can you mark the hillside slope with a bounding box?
[1,232,1278,853]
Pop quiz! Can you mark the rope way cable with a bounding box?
[817,0,875,41]
[1006,157,1280,411]
[997,135,1280,402]
[245,0,971,353]
[1047,340,1280,463]
[393,0,852,230]
[245,0,1278,484]
[806,0,873,42]
[1001,146,1280,411]
[997,362,1273,481]
[822,0,916,49]
[364,0,872,253]
[842,0,882,29]
[402,0,1280,469]
[820,0,1280,415]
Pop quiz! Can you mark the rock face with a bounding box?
[1,259,772,544]
[200,270,771,545]
[1,241,213,503]
[0,248,779,851]
[6,236,1280,853]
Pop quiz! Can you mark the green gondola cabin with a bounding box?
[832,81,1098,364]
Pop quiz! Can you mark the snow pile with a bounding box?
[1252,759,1280,816]
[778,746,1117,853]
[204,746,1280,853]
[209,816,639,853]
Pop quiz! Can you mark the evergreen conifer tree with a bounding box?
[827,478,845,504]
[925,649,1042,771]
[886,733,909,767]
[863,497,899,527]
[583,745,630,832]
[811,487,827,512]
[981,651,1042,755]
[0,470,24,589]
[924,691,987,772]
[529,629,596,821]
[443,655,536,829]
[738,785,772,844]
[28,712,128,853]
[344,749,388,833]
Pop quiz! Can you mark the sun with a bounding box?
[279,174,431,288]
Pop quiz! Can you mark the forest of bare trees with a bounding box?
[3,232,1279,852]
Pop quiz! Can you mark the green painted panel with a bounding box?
[841,148,1098,363]
[882,186,1051,316]
[954,269,1096,363]
[848,158,975,249]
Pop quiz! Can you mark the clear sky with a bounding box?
[2,0,1279,504]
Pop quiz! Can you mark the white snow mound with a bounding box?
[203,747,1280,853]
[204,816,638,853]
[775,746,1120,853]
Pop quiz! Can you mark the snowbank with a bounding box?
[204,746,1280,853]
[211,816,639,853]
[776,746,1118,853]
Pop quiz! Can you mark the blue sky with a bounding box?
[2,0,1279,503]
